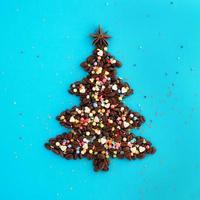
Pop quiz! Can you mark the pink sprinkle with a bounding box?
[128,143,132,147]
[115,143,121,149]
[122,116,126,121]
[99,95,103,101]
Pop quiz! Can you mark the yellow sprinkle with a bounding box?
[73,88,77,92]
[60,115,65,120]
[89,149,93,154]
[92,122,96,126]
[123,137,127,142]
[81,150,86,155]
[100,124,104,128]
[55,142,60,146]
[86,131,90,136]
[119,96,122,100]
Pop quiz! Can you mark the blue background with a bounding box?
[1,0,200,200]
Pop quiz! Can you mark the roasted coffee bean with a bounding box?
[65,154,73,159]
[80,62,87,67]
[125,153,132,160]
[74,154,79,159]
[137,138,144,145]
[121,142,128,147]
[44,143,51,150]
[123,147,130,152]
[98,161,104,169]
[97,154,105,159]
[137,153,145,159]
[87,154,94,160]
[117,154,124,159]
[148,147,156,154]
[103,165,109,171]
[127,135,133,141]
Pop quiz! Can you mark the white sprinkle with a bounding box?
[110,58,116,64]
[131,147,138,154]
[123,137,127,142]
[86,131,90,136]
[120,107,124,111]
[112,84,118,91]
[121,87,128,93]
[123,121,130,128]
[60,145,67,151]
[56,142,60,146]
[97,50,103,56]
[100,137,107,144]
[139,146,146,153]
[84,107,90,113]
[69,116,75,122]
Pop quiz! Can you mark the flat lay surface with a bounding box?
[1,0,200,200]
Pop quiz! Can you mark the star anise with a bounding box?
[90,26,111,48]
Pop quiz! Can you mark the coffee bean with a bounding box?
[65,154,73,159]
[44,143,51,150]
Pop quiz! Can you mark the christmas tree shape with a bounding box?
[45,26,155,171]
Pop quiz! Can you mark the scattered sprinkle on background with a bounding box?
[1,0,200,200]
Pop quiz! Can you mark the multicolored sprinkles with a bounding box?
[45,27,155,171]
